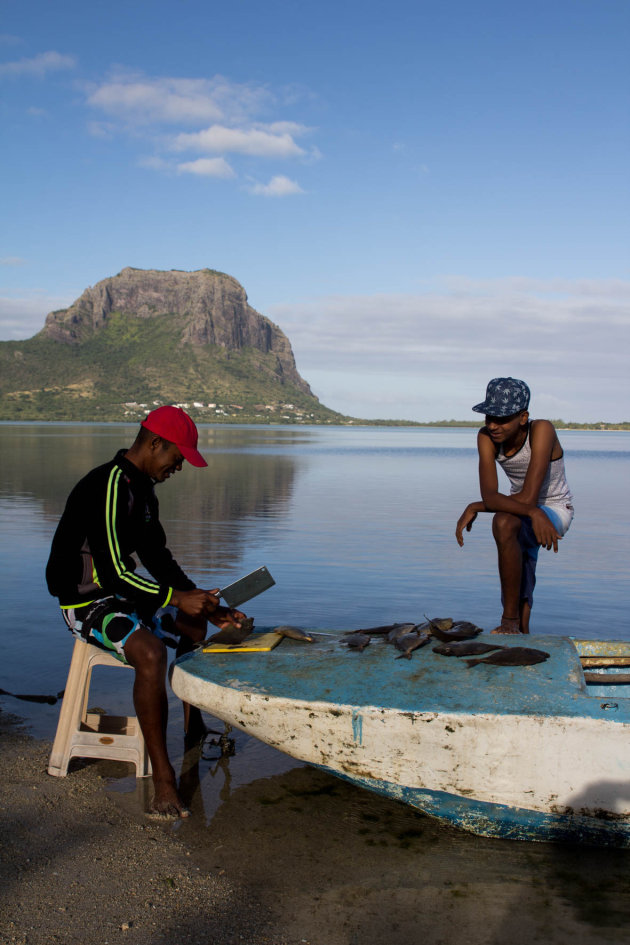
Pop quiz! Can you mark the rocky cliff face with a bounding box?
[42,267,312,395]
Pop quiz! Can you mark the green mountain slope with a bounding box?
[0,268,346,424]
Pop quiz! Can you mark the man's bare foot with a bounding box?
[491,616,522,635]
[148,779,191,818]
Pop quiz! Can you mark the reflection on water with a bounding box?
[3,423,630,942]
[1,422,629,735]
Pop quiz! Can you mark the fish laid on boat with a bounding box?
[171,630,630,847]
[433,641,505,657]
[465,646,550,668]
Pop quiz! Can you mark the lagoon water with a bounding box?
[2,422,630,943]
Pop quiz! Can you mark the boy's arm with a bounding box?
[478,422,561,550]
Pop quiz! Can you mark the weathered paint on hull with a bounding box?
[324,770,630,846]
[171,633,630,845]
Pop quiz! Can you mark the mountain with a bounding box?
[0,267,345,423]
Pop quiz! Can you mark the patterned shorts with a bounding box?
[61,597,180,664]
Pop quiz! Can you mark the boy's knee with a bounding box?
[492,512,521,542]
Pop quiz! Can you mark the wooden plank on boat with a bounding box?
[581,657,630,667]
[583,672,630,685]
[202,631,283,654]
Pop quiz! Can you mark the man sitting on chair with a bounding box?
[46,406,244,817]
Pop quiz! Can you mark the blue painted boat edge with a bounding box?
[317,766,630,848]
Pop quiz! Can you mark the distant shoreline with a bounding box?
[0,417,628,431]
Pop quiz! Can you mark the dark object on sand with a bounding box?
[465,647,550,668]
[274,626,314,643]
[395,631,432,660]
[433,641,505,657]
[344,632,371,652]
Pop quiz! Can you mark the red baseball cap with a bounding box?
[141,406,207,467]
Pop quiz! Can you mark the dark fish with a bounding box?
[465,647,550,668]
[433,641,505,657]
[344,632,371,652]
[425,617,454,631]
[386,624,418,643]
[395,630,432,659]
[207,618,254,646]
[349,622,416,637]
[274,625,314,643]
[428,622,483,642]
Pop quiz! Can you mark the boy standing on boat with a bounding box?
[455,378,574,634]
[46,406,245,817]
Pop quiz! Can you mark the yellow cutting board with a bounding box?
[201,631,283,654]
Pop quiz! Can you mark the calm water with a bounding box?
[3,422,630,943]
[1,421,629,732]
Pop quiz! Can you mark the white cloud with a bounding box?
[86,72,271,127]
[0,292,74,340]
[177,157,235,178]
[0,257,26,266]
[83,70,318,191]
[268,277,630,421]
[0,51,76,77]
[173,124,307,158]
[248,175,305,197]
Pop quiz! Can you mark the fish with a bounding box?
[205,617,254,646]
[432,641,505,657]
[386,624,418,643]
[347,622,416,637]
[465,647,550,668]
[395,630,432,659]
[344,632,371,652]
[274,625,314,643]
[426,618,483,642]
[425,617,454,631]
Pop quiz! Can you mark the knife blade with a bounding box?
[219,566,276,608]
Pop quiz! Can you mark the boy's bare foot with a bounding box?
[491,616,522,635]
[148,779,191,818]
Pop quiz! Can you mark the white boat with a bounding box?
[170,630,630,845]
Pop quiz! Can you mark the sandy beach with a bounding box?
[0,713,288,945]
[4,703,630,945]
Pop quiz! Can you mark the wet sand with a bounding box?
[3,708,630,945]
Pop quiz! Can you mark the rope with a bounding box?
[0,687,65,706]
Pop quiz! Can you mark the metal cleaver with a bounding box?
[219,566,276,608]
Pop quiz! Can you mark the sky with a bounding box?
[1,0,629,422]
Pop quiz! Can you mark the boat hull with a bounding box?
[171,632,630,845]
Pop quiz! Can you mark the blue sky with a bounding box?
[1,0,628,421]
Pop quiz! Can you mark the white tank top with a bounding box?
[496,422,573,509]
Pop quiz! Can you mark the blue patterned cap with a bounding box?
[472,377,530,416]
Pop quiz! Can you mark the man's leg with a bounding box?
[174,612,207,743]
[491,511,525,634]
[123,627,189,817]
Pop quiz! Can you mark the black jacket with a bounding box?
[46,450,195,615]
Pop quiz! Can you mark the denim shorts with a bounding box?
[514,503,574,607]
[61,597,180,664]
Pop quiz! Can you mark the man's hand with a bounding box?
[530,508,561,552]
[456,505,479,547]
[171,588,221,618]
[208,605,247,631]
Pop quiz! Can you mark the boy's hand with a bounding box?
[456,506,478,546]
[531,508,561,552]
